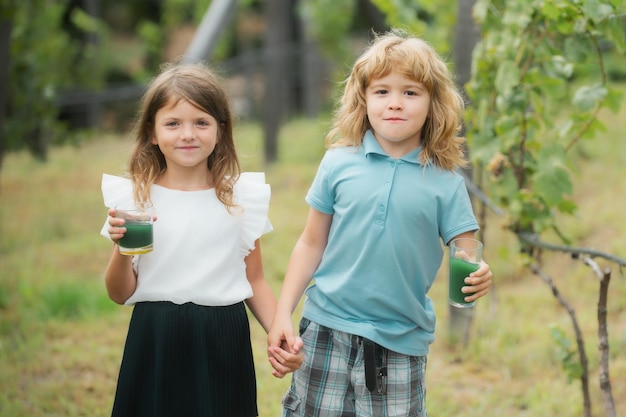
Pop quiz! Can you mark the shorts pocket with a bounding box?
[298,317,311,336]
[282,387,301,412]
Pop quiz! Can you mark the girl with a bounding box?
[101,63,301,417]
[268,30,493,416]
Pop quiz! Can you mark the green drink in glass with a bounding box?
[115,202,154,255]
[448,238,482,308]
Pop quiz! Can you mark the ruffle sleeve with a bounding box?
[233,172,273,257]
[99,174,134,240]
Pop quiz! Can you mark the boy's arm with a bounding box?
[267,208,332,371]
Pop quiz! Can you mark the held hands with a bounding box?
[463,260,493,303]
[267,313,304,378]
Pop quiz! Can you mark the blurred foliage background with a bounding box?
[0,0,461,164]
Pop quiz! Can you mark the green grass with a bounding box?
[1,109,625,416]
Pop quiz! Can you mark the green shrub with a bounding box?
[39,281,115,320]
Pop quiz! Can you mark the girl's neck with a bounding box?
[157,169,214,191]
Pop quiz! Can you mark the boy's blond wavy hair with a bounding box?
[326,29,467,170]
[128,62,240,208]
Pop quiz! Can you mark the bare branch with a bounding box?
[530,263,593,417]
[582,256,605,279]
[519,233,626,267]
[584,258,617,417]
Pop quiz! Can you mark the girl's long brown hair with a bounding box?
[128,62,240,208]
[326,29,468,170]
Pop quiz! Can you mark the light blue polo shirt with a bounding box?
[302,130,478,356]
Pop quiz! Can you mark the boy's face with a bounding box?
[365,71,431,158]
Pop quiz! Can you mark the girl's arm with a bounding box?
[244,240,303,377]
[449,231,493,302]
[244,240,275,333]
[104,208,138,304]
[267,208,332,368]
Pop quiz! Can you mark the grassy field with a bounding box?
[0,108,625,416]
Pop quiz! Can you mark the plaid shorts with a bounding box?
[282,319,428,417]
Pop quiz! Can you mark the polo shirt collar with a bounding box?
[363,130,422,165]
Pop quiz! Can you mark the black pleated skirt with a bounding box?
[111,301,258,417]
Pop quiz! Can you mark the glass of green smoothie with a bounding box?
[115,202,154,255]
[448,238,482,308]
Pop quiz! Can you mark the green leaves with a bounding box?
[4,0,85,158]
[369,0,428,33]
[465,0,623,238]
[581,0,615,22]
[550,325,584,383]
[533,145,573,209]
[573,83,607,111]
[299,0,356,48]
[495,61,520,98]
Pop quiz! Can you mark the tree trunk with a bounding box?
[448,0,480,347]
[0,18,12,172]
[298,16,322,118]
[262,0,293,164]
[360,0,388,33]
[83,0,102,128]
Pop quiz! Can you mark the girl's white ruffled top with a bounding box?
[100,173,273,306]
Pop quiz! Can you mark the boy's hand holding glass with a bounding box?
[448,238,492,308]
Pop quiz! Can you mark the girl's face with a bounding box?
[365,71,431,158]
[151,98,219,173]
